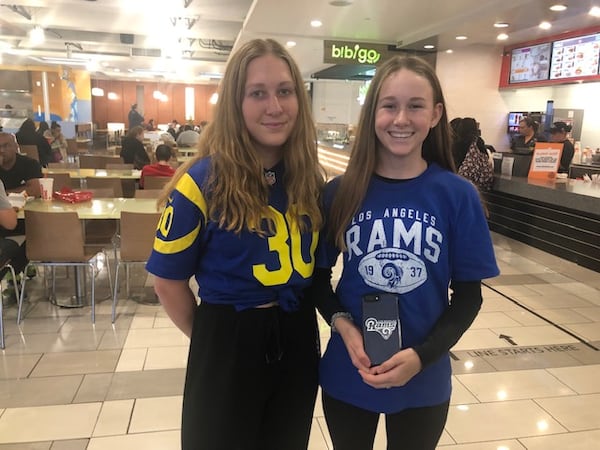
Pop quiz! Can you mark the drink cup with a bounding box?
[39,178,54,201]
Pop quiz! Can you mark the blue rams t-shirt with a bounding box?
[146,157,319,311]
[318,163,499,413]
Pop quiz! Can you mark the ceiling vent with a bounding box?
[130,47,161,57]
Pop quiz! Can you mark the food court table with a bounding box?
[22,198,161,306]
[44,168,142,197]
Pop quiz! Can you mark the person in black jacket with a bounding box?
[15,118,53,167]
[119,126,150,169]
[128,104,144,129]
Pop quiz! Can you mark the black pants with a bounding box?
[322,392,449,450]
[181,301,319,450]
[0,238,27,277]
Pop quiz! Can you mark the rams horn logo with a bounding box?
[358,249,427,294]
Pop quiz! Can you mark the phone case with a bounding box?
[362,293,401,366]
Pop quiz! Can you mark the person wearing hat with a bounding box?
[549,121,574,173]
[128,103,144,130]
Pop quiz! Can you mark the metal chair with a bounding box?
[18,210,112,324]
[85,177,123,197]
[48,162,79,169]
[106,163,134,171]
[46,172,72,191]
[19,144,40,162]
[112,211,161,322]
[0,261,19,349]
[134,189,163,199]
[79,154,124,169]
[143,176,171,190]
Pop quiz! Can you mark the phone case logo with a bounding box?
[364,318,397,340]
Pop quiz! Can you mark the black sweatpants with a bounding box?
[181,300,319,450]
[322,392,449,450]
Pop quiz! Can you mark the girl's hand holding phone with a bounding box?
[358,347,422,389]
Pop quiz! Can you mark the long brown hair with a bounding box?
[159,38,324,233]
[329,55,454,249]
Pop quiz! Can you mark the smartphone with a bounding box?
[362,293,401,366]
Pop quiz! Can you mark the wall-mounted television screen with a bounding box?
[550,33,600,79]
[509,43,551,83]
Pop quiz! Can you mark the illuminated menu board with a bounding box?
[509,43,551,83]
[550,33,600,79]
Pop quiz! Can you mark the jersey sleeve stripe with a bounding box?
[153,225,201,254]
[177,172,208,217]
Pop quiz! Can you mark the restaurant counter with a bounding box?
[482,175,600,272]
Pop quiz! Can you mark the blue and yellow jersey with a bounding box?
[146,157,319,311]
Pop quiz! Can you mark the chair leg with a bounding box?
[125,264,131,298]
[90,263,96,324]
[1,264,19,348]
[0,291,3,349]
[17,264,29,324]
[112,262,121,323]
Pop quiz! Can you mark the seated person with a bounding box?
[0,132,42,197]
[15,118,53,167]
[120,125,150,170]
[549,121,575,173]
[140,144,176,189]
[0,179,27,302]
[176,124,200,147]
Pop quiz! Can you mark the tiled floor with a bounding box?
[0,232,599,449]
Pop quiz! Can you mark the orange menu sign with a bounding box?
[528,142,563,179]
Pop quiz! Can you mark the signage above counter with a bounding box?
[499,25,600,89]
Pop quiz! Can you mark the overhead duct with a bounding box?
[119,34,134,45]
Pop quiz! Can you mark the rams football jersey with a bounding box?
[146,157,319,311]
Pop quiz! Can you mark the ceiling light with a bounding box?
[423,44,435,49]
[286,41,297,48]
[590,6,600,17]
[29,26,45,45]
[446,49,454,54]
[310,20,322,27]
[494,22,509,28]
[455,35,468,40]
[497,33,509,40]
[549,4,567,12]
[539,21,552,30]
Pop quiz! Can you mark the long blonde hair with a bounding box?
[329,56,454,249]
[159,39,324,233]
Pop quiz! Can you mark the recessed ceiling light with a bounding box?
[539,21,552,30]
[446,49,454,54]
[310,19,322,27]
[455,35,468,40]
[497,33,509,40]
[329,0,352,6]
[286,41,297,48]
[424,44,435,49]
[549,4,567,12]
[590,6,600,17]
[494,22,509,28]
